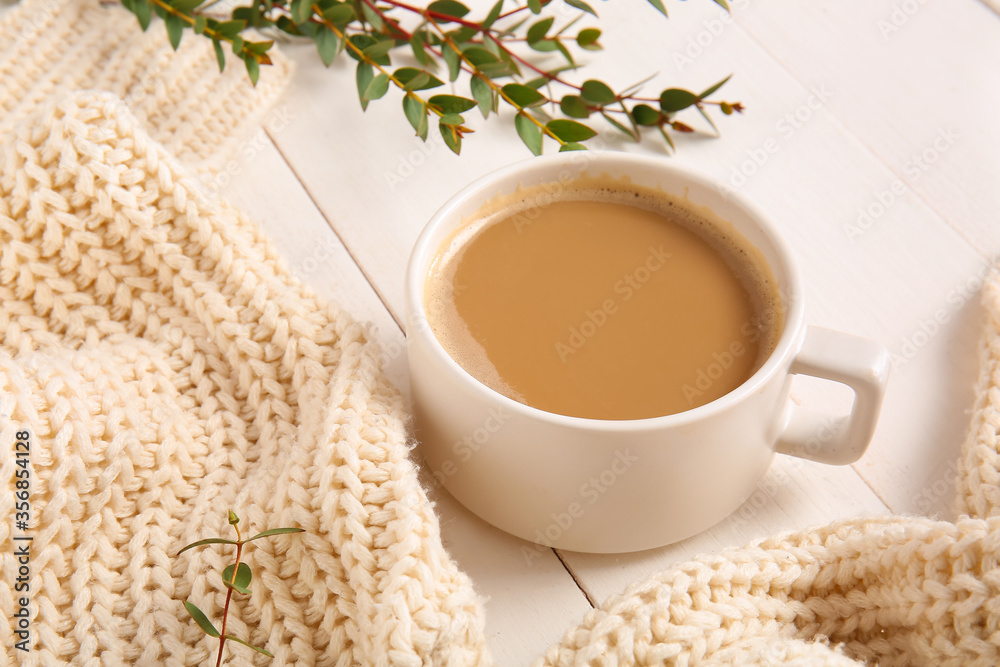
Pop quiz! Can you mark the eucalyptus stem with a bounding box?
[118,0,744,155]
[215,523,243,667]
[178,511,304,665]
[430,14,565,148]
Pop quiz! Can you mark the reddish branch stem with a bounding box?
[215,541,243,667]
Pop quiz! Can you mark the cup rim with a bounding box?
[405,151,805,431]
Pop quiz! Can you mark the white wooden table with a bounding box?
[217,1,1000,662]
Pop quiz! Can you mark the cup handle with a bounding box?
[774,326,891,465]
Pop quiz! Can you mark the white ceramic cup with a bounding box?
[405,152,890,554]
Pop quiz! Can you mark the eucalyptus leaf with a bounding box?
[659,88,698,112]
[527,17,554,43]
[348,34,387,63]
[644,0,668,16]
[212,39,225,72]
[440,122,462,154]
[439,113,465,126]
[576,28,600,49]
[193,15,207,34]
[231,5,256,25]
[442,45,460,81]
[546,119,597,142]
[580,79,615,105]
[323,3,355,23]
[478,61,517,79]
[462,46,499,66]
[565,0,597,17]
[483,34,503,57]
[527,0,542,14]
[427,0,471,20]
[515,113,543,155]
[177,537,238,555]
[659,123,676,151]
[448,25,478,42]
[502,83,545,107]
[315,27,338,66]
[395,68,441,91]
[360,1,385,31]
[164,13,184,50]
[482,0,504,29]
[171,0,203,12]
[130,0,152,30]
[403,94,429,139]
[555,39,575,65]
[363,73,391,101]
[698,74,731,99]
[290,0,311,23]
[275,15,300,34]
[529,39,559,53]
[470,75,494,117]
[222,562,253,594]
[697,105,719,135]
[224,635,274,657]
[559,142,588,151]
[410,33,431,66]
[559,95,590,119]
[356,62,374,109]
[429,94,477,114]
[184,602,220,638]
[601,110,638,140]
[363,39,395,61]
[216,20,245,38]
[632,103,660,126]
[244,55,259,86]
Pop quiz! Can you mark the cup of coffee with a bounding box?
[405,152,890,553]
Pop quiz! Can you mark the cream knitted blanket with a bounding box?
[2,1,1000,666]
[0,1,488,664]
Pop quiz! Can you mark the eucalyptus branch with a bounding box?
[178,510,304,665]
[118,0,744,155]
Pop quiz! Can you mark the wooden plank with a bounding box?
[729,0,1000,254]
[222,130,592,665]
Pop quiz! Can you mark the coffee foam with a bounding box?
[425,231,527,403]
[424,175,785,405]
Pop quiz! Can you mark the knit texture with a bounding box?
[0,2,490,664]
[0,0,292,176]
[4,2,1000,666]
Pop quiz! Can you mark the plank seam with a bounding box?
[264,127,407,332]
[554,550,597,608]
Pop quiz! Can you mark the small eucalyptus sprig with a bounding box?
[118,0,745,155]
[178,510,304,665]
